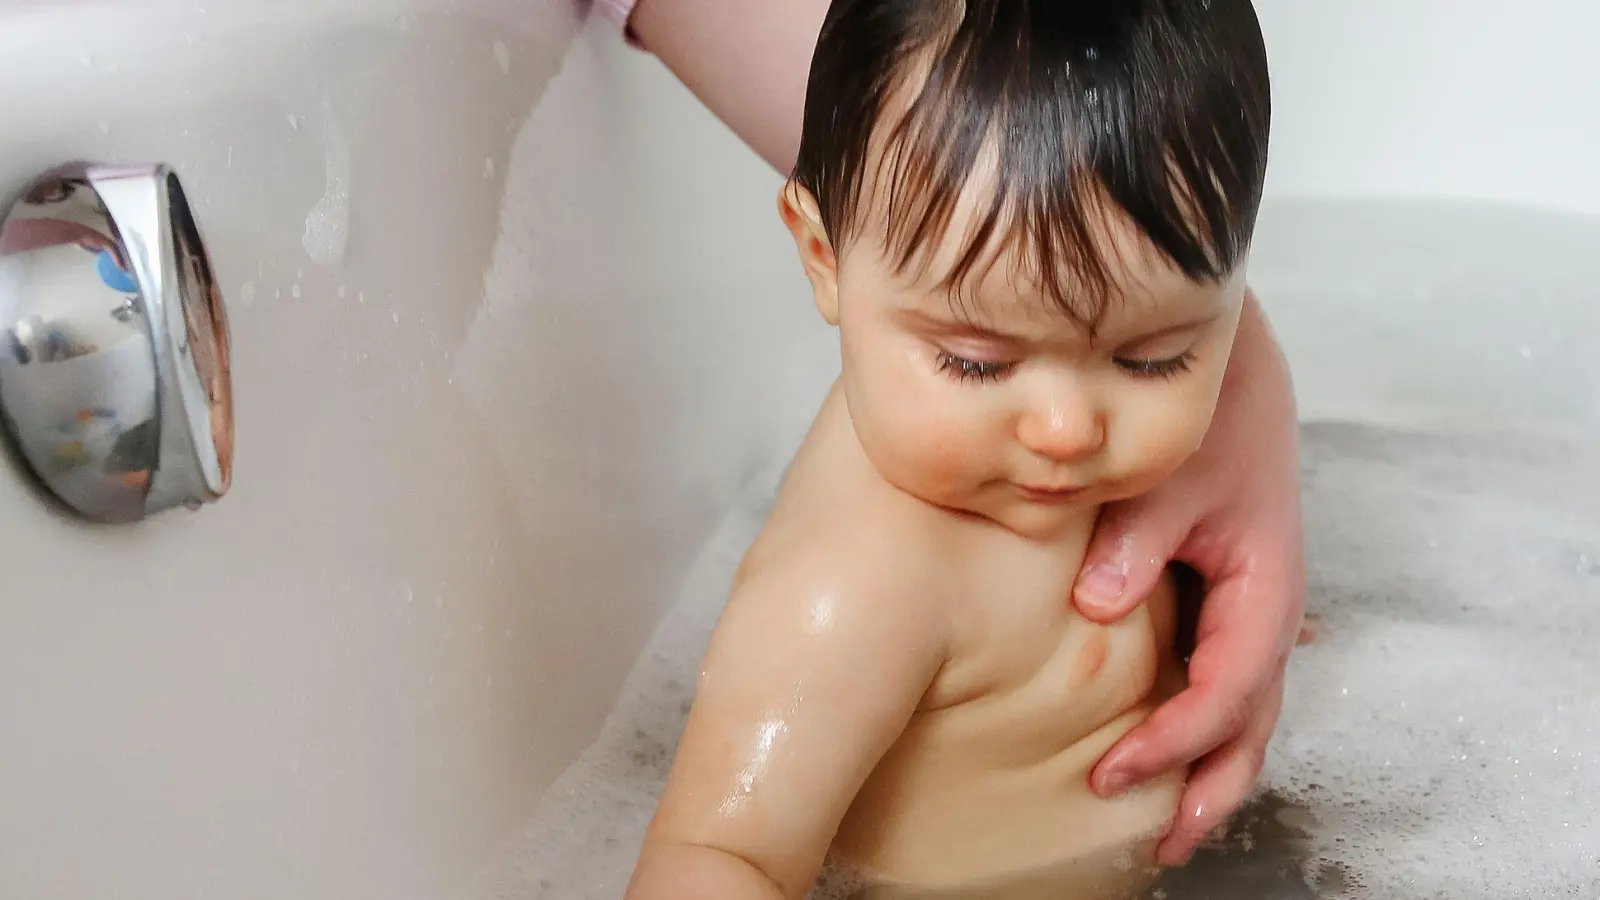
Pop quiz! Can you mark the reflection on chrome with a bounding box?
[0,162,233,523]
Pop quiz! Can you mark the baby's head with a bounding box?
[781,0,1271,537]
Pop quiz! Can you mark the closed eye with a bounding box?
[1113,351,1197,380]
[935,351,1014,383]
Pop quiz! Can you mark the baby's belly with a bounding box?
[830,603,1188,892]
[832,704,1183,892]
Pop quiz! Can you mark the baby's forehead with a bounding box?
[925,253,1221,339]
[864,172,1213,325]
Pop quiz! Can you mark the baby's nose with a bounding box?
[1016,397,1105,463]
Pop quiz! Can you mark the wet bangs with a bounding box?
[793,0,1272,331]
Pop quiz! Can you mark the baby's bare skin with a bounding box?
[631,381,1189,899]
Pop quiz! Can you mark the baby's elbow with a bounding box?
[628,839,793,900]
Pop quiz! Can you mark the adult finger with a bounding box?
[1072,489,1197,625]
[1157,673,1286,866]
[1089,564,1286,796]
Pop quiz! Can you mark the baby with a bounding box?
[627,1,1271,897]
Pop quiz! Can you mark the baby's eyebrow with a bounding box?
[899,307,1029,344]
[1113,309,1226,345]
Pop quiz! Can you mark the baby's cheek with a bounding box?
[868,405,978,498]
[912,406,988,481]
[919,420,974,480]
[1115,401,1214,484]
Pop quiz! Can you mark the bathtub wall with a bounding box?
[0,4,830,899]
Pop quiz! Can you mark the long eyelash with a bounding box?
[936,351,1013,383]
[1115,351,1198,380]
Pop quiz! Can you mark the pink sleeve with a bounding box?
[595,0,645,47]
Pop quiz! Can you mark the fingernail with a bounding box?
[1095,754,1134,796]
[1098,771,1131,797]
[1075,563,1128,609]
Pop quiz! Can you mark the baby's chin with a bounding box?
[948,475,1173,539]
[867,460,1178,535]
[895,480,1106,539]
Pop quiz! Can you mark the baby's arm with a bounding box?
[626,563,947,900]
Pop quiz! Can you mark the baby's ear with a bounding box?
[778,182,840,326]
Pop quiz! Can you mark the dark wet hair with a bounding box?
[790,0,1272,329]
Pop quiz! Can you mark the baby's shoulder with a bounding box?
[730,495,955,635]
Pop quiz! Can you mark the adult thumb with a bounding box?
[1072,494,1195,624]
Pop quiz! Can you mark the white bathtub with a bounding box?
[0,1,1594,899]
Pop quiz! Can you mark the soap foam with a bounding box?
[1258,421,1600,898]
[467,422,1600,899]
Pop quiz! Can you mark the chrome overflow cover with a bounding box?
[0,163,233,523]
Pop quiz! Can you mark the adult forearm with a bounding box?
[629,0,830,173]
[1226,289,1296,422]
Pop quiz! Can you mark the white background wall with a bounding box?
[1256,0,1600,216]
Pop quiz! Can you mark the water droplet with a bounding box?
[286,113,300,130]
[493,38,511,73]
[302,104,351,264]
[290,283,302,298]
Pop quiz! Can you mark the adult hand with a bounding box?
[1074,290,1306,866]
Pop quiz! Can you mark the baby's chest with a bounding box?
[926,574,1164,745]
